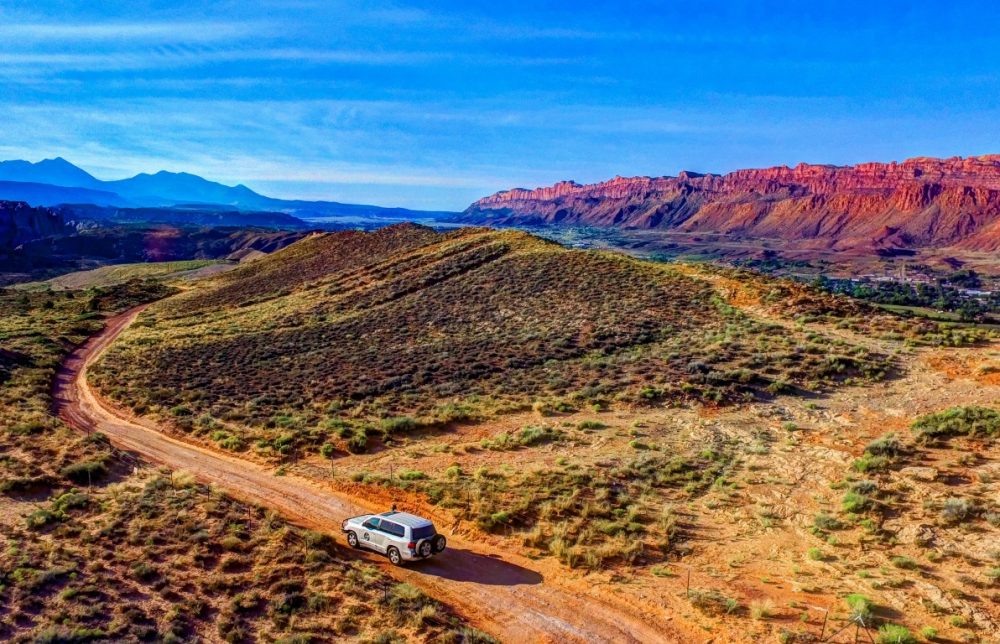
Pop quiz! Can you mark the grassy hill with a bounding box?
[92,224,896,456]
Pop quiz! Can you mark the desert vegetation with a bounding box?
[14,227,1000,641]
[91,225,897,459]
[0,281,481,642]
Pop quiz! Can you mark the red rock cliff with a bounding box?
[464,156,1000,251]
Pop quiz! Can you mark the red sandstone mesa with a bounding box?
[464,155,1000,251]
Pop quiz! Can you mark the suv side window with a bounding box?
[362,518,381,530]
[380,521,405,537]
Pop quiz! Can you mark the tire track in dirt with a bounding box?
[53,306,682,644]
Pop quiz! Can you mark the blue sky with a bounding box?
[1,1,999,210]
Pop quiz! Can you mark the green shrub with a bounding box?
[877,624,916,644]
[842,491,872,513]
[380,416,416,435]
[912,406,1000,442]
[891,556,918,570]
[688,589,740,615]
[52,492,89,513]
[481,432,513,451]
[850,480,878,495]
[218,435,245,451]
[131,561,158,582]
[940,497,974,524]
[10,420,47,435]
[26,509,58,530]
[852,453,889,473]
[813,513,843,531]
[346,433,368,454]
[845,594,873,621]
[60,460,107,485]
[517,426,562,447]
[397,470,427,481]
[34,627,108,643]
[866,433,904,457]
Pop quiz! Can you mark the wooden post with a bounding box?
[819,607,829,640]
[686,569,691,598]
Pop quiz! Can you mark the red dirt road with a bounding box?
[53,307,681,643]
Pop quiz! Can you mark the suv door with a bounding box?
[379,520,406,552]
[360,518,386,552]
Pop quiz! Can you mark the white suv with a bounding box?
[342,511,447,565]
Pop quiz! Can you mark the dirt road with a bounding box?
[53,306,679,643]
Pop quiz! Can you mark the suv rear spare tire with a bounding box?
[432,534,447,553]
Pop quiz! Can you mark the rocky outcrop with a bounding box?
[0,200,68,247]
[465,156,1000,251]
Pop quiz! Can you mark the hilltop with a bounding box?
[90,224,900,443]
[465,155,1000,253]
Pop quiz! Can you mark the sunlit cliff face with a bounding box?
[465,155,1000,252]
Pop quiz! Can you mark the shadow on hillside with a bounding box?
[410,547,543,586]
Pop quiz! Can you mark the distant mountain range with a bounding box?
[0,157,457,219]
[464,155,1000,252]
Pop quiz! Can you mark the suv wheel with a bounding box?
[432,534,447,553]
[346,531,360,548]
[387,547,402,565]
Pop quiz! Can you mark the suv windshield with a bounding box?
[411,525,436,540]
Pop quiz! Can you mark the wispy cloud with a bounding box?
[0,20,262,42]
[0,47,583,75]
[0,48,446,71]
